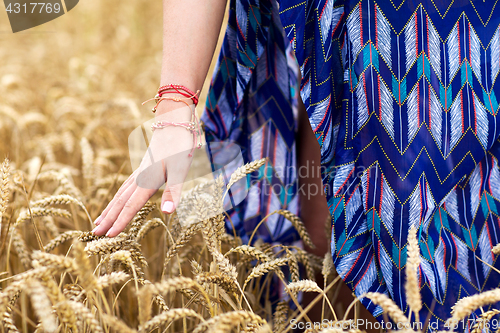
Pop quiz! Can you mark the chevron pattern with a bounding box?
[202,0,500,330]
[201,0,302,246]
[325,0,500,331]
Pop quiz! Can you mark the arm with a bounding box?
[92,0,228,237]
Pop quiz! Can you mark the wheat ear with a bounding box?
[26,279,58,333]
[135,218,165,241]
[243,258,288,289]
[196,272,238,293]
[96,271,130,289]
[275,210,315,249]
[225,158,267,191]
[43,230,82,252]
[80,137,95,187]
[63,300,103,333]
[163,221,202,268]
[193,311,265,333]
[15,207,72,227]
[448,289,500,324]
[471,309,500,333]
[273,300,289,333]
[322,251,334,281]
[226,244,270,263]
[0,158,11,229]
[405,226,422,319]
[210,311,265,333]
[139,308,204,333]
[101,313,138,333]
[365,292,409,325]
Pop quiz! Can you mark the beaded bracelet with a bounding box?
[150,117,202,157]
[142,85,203,157]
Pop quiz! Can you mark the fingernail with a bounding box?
[162,201,174,213]
[91,226,99,234]
[105,229,112,237]
[94,216,102,226]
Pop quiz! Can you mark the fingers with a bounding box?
[105,186,157,237]
[92,158,169,237]
[161,183,183,214]
[92,180,138,236]
[161,155,191,214]
[94,169,139,226]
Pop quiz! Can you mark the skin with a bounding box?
[92,0,378,329]
[92,0,228,237]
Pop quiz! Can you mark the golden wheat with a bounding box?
[365,292,409,325]
[0,158,10,228]
[448,289,500,324]
[26,278,58,333]
[405,226,422,317]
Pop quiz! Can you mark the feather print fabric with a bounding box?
[201,0,500,330]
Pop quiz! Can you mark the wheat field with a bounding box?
[0,0,499,332]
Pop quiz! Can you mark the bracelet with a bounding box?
[142,85,200,113]
[142,84,203,157]
[150,118,202,157]
[157,84,199,106]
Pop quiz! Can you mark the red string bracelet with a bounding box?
[142,85,203,157]
[157,84,199,106]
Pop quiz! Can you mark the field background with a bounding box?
[0,1,346,332]
[0,1,476,333]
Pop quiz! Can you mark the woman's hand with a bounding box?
[92,104,195,237]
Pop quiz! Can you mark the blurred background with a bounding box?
[0,0,226,189]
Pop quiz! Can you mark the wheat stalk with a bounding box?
[43,230,83,252]
[243,258,288,289]
[97,271,130,288]
[365,292,409,325]
[196,272,238,293]
[0,158,10,230]
[101,313,138,333]
[139,308,204,333]
[62,300,103,333]
[273,300,289,333]
[135,218,165,242]
[405,226,422,320]
[226,245,271,263]
[275,210,315,249]
[26,279,58,333]
[448,289,500,324]
[15,207,72,227]
[80,137,95,187]
[471,308,500,333]
[225,158,267,192]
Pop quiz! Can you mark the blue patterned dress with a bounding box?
[201,0,500,331]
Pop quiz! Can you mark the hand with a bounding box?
[92,104,196,237]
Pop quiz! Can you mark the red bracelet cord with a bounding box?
[142,84,203,157]
[157,84,199,106]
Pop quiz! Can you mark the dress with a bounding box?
[200,0,500,331]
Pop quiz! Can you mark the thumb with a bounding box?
[161,182,183,214]
[161,158,189,214]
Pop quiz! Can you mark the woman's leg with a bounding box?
[296,96,379,332]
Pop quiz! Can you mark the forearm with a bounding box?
[158,0,227,114]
